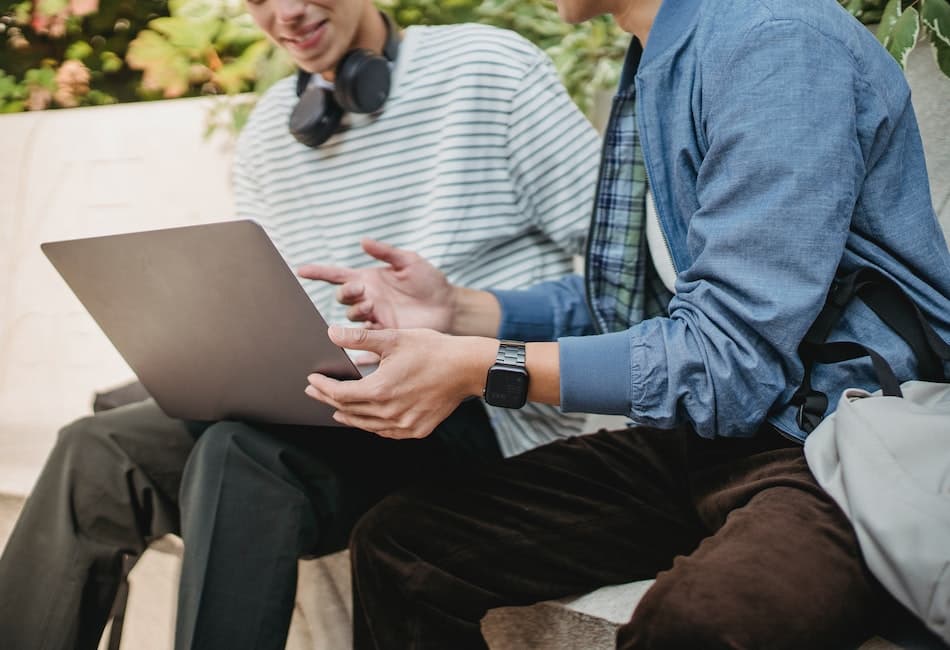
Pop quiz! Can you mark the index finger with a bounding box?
[298,263,354,285]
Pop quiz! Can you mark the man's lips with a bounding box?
[281,20,328,53]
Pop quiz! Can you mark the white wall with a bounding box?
[0,97,235,495]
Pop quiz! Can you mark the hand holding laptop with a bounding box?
[305,325,497,440]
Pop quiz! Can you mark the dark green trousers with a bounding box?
[0,398,498,650]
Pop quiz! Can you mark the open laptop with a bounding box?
[41,219,362,427]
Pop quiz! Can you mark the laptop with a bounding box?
[41,219,361,427]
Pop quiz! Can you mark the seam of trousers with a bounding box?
[178,438,231,650]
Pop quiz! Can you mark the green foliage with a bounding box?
[1,0,169,111]
[126,1,287,100]
[2,0,944,120]
[1,0,623,122]
[0,0,289,113]
[476,0,628,116]
[382,0,628,116]
[845,0,950,76]
[383,0,482,27]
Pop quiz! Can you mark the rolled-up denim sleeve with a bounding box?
[489,274,593,342]
[559,331,632,415]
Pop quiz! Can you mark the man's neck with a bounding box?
[613,0,663,47]
[352,9,388,57]
[320,8,388,83]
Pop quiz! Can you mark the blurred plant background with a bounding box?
[847,0,950,71]
[1,0,946,126]
[0,0,629,128]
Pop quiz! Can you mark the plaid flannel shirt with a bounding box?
[585,87,673,335]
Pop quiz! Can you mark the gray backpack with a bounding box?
[794,268,950,643]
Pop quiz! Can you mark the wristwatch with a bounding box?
[484,340,529,409]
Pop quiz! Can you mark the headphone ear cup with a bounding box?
[334,48,391,114]
[289,86,344,148]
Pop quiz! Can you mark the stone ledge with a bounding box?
[481,582,912,650]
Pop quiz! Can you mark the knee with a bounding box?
[180,422,245,496]
[179,422,308,510]
[54,414,114,469]
[185,421,236,467]
[349,492,420,579]
[618,575,749,650]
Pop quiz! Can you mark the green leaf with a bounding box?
[13,2,33,25]
[148,17,219,58]
[99,51,123,73]
[845,0,865,16]
[932,29,950,75]
[65,40,93,61]
[85,89,117,105]
[126,30,191,98]
[921,0,950,46]
[877,0,903,47]
[0,72,24,100]
[886,7,920,67]
[215,14,265,52]
[24,66,56,90]
[169,0,224,21]
[213,39,270,94]
[1,101,27,114]
[36,0,67,16]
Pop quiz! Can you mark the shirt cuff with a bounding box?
[489,288,557,341]
[559,331,632,415]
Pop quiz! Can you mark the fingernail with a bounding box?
[305,385,317,397]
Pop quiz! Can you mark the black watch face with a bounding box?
[485,365,529,409]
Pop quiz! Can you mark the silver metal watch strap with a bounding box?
[496,340,526,367]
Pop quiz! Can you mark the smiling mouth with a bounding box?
[282,19,329,49]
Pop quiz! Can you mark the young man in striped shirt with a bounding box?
[0,1,600,648]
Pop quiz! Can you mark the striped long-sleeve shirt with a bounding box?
[232,23,600,456]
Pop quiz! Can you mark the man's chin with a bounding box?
[293,55,332,76]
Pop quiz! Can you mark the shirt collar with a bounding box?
[619,0,703,88]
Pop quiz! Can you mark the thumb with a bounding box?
[361,239,415,270]
[328,325,395,354]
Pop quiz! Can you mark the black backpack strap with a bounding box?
[106,552,137,650]
[793,268,950,433]
[800,341,904,397]
[792,275,854,431]
[855,270,950,380]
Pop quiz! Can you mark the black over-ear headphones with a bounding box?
[289,12,401,148]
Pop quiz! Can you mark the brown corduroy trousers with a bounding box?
[350,424,892,650]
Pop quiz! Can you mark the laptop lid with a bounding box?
[41,219,360,427]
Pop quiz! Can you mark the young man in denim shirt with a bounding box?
[300,0,950,646]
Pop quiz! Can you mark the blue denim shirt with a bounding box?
[491,0,950,441]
